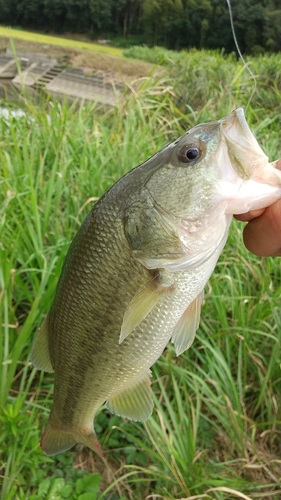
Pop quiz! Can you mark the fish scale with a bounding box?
[31,108,281,456]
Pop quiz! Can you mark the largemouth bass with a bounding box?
[31,108,281,456]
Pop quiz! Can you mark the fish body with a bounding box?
[31,109,281,456]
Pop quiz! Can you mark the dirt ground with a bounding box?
[0,37,158,81]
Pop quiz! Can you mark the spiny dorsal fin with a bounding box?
[30,316,54,372]
[171,291,204,356]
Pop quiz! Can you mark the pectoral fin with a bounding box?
[171,291,204,356]
[120,273,173,343]
[30,316,54,372]
[106,370,153,421]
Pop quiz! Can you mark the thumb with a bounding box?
[243,199,281,256]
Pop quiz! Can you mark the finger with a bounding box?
[234,158,281,223]
[234,208,266,222]
[243,200,281,256]
[271,158,281,170]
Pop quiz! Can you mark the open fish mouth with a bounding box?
[221,108,269,178]
[221,108,265,154]
[218,109,281,214]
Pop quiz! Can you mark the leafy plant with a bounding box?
[37,473,101,500]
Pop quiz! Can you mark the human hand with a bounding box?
[234,159,281,257]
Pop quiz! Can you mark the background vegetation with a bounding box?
[1,44,281,498]
[0,0,280,53]
[0,26,124,58]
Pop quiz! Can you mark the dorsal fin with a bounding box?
[30,316,54,372]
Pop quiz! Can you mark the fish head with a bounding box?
[145,107,281,223]
[140,108,281,269]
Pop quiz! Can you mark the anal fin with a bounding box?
[106,370,153,421]
[30,316,54,372]
[171,291,204,356]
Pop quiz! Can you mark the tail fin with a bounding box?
[40,421,103,457]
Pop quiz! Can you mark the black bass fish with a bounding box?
[31,108,281,456]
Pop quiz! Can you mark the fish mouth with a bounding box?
[220,108,269,180]
[219,108,281,214]
[221,108,263,151]
[221,109,281,183]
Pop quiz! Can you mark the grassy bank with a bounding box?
[1,48,281,499]
[0,26,124,57]
[0,29,156,79]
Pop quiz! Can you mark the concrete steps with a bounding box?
[12,61,61,87]
[3,50,124,107]
[32,65,63,90]
[0,55,29,78]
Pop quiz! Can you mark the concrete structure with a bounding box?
[0,56,17,78]
[45,68,122,106]
[0,49,123,107]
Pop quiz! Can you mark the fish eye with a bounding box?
[178,144,201,163]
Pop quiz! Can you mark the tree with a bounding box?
[111,0,142,38]
[233,0,267,53]
[0,0,280,54]
[64,0,91,32]
[263,0,281,51]
[16,0,47,29]
[0,0,19,24]
[205,0,233,52]
[88,0,114,34]
[43,0,67,32]
[142,0,184,48]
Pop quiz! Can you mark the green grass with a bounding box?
[1,48,281,499]
[124,46,281,126]
[0,26,124,57]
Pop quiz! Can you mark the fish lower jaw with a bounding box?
[222,179,281,215]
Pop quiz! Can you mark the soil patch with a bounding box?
[0,37,160,81]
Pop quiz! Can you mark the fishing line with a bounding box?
[225,0,257,111]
